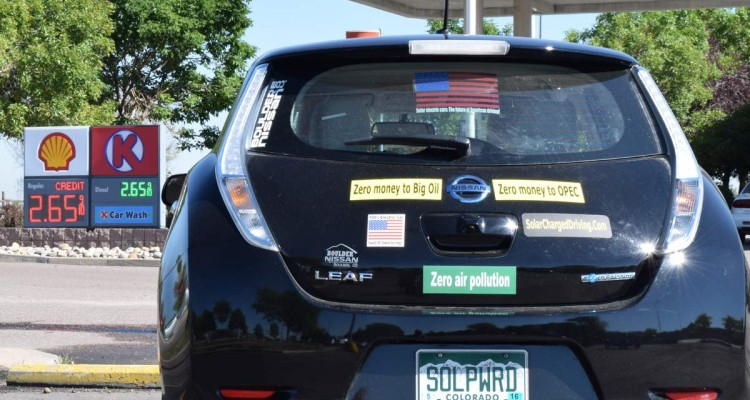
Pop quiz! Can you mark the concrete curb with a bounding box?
[7,364,161,388]
[0,254,159,267]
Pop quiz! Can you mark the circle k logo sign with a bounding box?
[105,130,143,173]
[90,126,159,176]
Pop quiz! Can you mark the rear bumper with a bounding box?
[159,156,750,399]
[734,211,750,232]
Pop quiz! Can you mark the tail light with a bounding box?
[220,389,275,399]
[215,64,278,251]
[664,390,718,400]
[636,67,704,254]
[733,199,750,209]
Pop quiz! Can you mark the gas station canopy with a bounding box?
[351,0,750,36]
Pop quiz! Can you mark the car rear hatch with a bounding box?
[227,37,677,309]
[251,154,669,307]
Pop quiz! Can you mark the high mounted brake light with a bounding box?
[409,40,510,56]
[216,64,278,251]
[635,67,703,254]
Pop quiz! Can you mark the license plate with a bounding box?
[416,349,528,400]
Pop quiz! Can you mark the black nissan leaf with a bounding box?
[158,35,749,400]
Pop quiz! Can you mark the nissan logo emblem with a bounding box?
[446,175,491,203]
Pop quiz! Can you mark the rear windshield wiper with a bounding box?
[345,134,471,157]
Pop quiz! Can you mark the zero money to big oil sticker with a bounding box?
[350,179,442,201]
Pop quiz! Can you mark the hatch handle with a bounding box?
[421,213,518,256]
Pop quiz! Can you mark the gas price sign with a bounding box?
[90,125,160,228]
[91,177,160,227]
[24,178,89,227]
[24,125,161,228]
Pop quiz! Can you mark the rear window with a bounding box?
[246,61,663,164]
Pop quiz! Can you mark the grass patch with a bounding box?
[56,353,75,365]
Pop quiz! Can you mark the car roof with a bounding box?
[256,34,639,67]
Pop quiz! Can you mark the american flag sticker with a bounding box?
[367,214,406,248]
[414,71,500,114]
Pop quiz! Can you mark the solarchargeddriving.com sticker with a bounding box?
[522,213,612,238]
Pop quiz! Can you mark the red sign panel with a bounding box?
[90,126,159,176]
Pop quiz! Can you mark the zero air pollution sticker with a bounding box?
[423,266,516,295]
[492,179,585,204]
[350,179,442,201]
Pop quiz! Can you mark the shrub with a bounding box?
[0,201,24,227]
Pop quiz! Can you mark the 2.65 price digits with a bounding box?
[28,194,85,223]
[121,181,153,198]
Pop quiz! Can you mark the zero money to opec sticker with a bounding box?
[493,179,585,204]
[350,179,442,201]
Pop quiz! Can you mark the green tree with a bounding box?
[566,11,718,126]
[101,0,257,150]
[0,0,115,140]
[722,315,743,332]
[426,18,512,35]
[692,105,750,193]
[566,9,750,195]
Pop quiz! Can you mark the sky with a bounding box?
[0,0,598,200]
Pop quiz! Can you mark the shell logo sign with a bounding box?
[24,126,89,177]
[38,132,76,171]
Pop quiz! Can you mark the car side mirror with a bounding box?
[162,174,186,207]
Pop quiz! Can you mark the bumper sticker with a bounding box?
[316,243,374,283]
[323,243,358,268]
[414,71,501,115]
[522,213,612,238]
[423,266,516,295]
[492,179,585,203]
[350,179,442,201]
[249,80,286,148]
[367,214,405,247]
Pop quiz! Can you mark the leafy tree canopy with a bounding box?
[102,0,257,150]
[0,0,115,140]
[566,11,720,125]
[566,9,750,193]
[426,18,512,36]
